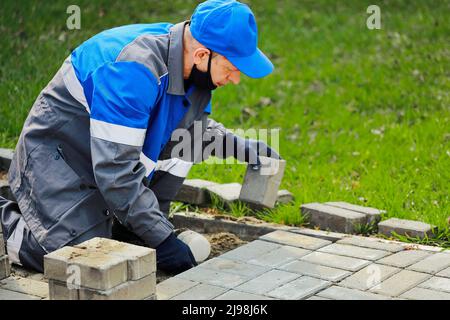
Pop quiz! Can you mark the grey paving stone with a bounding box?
[338,264,401,291]
[0,255,11,280]
[267,276,330,300]
[0,288,41,300]
[378,218,435,239]
[48,279,79,300]
[276,189,294,204]
[248,245,311,268]
[437,267,450,278]
[278,260,351,282]
[0,180,14,202]
[289,228,347,242]
[337,236,404,253]
[44,245,128,291]
[301,252,370,272]
[324,202,384,224]
[400,287,450,300]
[74,237,156,280]
[78,272,156,300]
[377,249,432,268]
[407,252,450,274]
[0,275,49,298]
[0,148,13,171]
[156,277,198,300]
[318,243,390,261]
[317,286,391,300]
[300,202,367,234]
[259,230,331,250]
[220,240,281,262]
[174,179,219,205]
[235,270,300,294]
[214,290,274,300]
[239,157,286,209]
[418,276,450,293]
[176,267,251,289]
[206,183,242,203]
[199,258,270,278]
[370,270,431,297]
[171,284,228,300]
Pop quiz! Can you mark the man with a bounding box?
[0,0,280,274]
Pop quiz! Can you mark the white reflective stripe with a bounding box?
[61,55,90,113]
[6,217,26,266]
[155,158,193,178]
[90,118,146,147]
[140,152,157,176]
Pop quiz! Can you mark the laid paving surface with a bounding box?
[157,230,450,300]
[1,230,450,300]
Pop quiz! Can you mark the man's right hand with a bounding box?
[156,233,197,274]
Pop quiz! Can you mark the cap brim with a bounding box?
[227,48,274,79]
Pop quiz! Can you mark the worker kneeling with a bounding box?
[0,0,280,274]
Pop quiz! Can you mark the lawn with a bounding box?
[1,1,449,236]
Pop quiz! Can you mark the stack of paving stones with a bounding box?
[157,230,450,300]
[44,237,156,300]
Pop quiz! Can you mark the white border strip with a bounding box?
[6,217,26,265]
[155,158,193,178]
[90,118,146,147]
[140,152,157,177]
[61,56,90,113]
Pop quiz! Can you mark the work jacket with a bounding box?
[8,21,231,253]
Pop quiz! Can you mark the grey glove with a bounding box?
[225,133,282,171]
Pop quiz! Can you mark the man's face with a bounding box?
[194,50,241,87]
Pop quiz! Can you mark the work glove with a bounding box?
[156,232,197,274]
[225,132,282,171]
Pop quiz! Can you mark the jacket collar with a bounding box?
[167,21,189,96]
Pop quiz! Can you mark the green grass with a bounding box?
[1,1,449,240]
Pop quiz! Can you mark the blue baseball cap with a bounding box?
[190,0,274,79]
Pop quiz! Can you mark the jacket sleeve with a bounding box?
[87,61,174,248]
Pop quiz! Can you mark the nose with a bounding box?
[229,71,241,85]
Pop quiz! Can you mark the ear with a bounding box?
[192,47,211,65]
